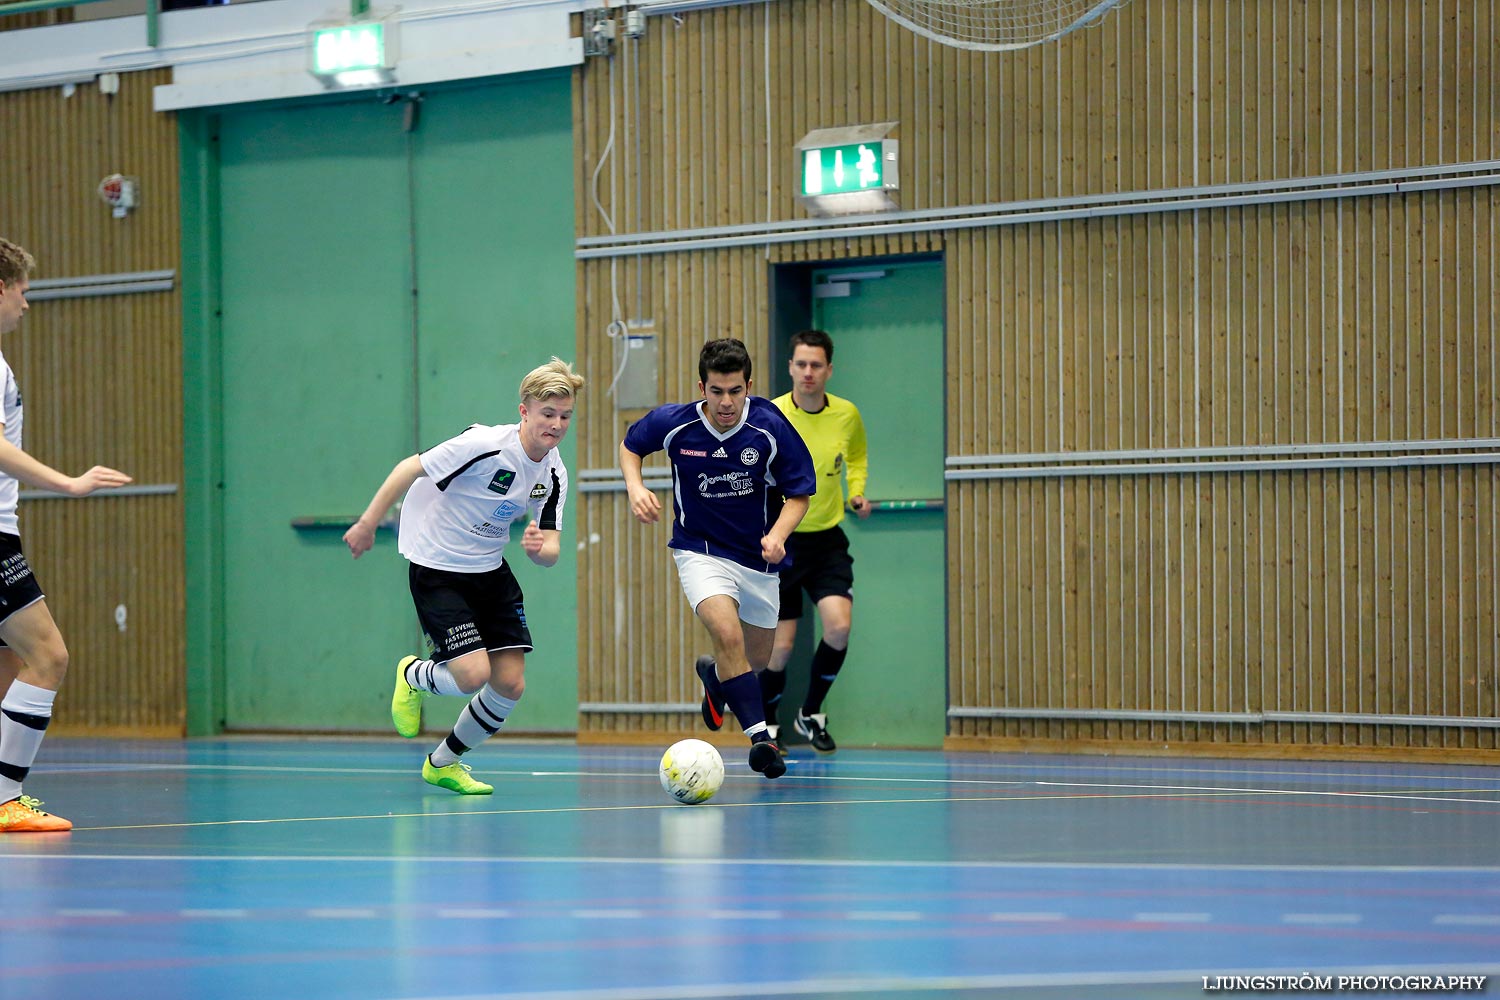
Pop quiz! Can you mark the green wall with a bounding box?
[182,73,578,734]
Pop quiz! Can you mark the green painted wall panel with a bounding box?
[409,77,578,732]
[217,99,417,730]
[206,76,576,732]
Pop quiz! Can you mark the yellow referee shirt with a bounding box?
[772,391,869,533]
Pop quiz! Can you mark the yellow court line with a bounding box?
[72,789,1212,832]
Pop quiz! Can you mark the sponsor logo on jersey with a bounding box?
[679,448,708,457]
[711,447,728,458]
[487,468,517,494]
[740,448,760,465]
[530,482,549,499]
[698,470,754,498]
[492,500,523,519]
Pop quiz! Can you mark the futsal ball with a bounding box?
[659,738,725,804]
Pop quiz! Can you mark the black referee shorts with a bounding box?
[777,526,854,621]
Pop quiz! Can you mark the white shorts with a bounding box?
[672,549,780,630]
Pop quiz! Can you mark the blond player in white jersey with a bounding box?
[344,358,583,794]
[0,237,133,834]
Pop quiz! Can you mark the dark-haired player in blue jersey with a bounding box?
[619,338,815,780]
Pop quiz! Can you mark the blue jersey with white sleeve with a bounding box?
[624,396,816,573]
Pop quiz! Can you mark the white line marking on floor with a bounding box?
[1281,913,1361,925]
[307,908,378,918]
[56,908,125,917]
[707,910,782,920]
[573,909,646,919]
[1133,912,1212,923]
[988,912,1065,922]
[11,854,1500,875]
[438,908,512,919]
[845,911,920,921]
[180,909,248,918]
[1432,914,1500,926]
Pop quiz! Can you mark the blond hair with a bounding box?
[520,357,585,404]
[0,238,35,287]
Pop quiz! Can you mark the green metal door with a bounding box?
[211,76,576,732]
[805,259,947,747]
[217,98,416,731]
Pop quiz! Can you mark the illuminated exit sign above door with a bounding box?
[309,15,399,88]
[795,122,899,217]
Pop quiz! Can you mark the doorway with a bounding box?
[769,256,947,748]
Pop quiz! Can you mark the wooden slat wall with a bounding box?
[949,194,1500,751]
[0,68,184,735]
[574,0,1500,754]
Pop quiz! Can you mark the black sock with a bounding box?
[760,669,786,725]
[802,641,847,715]
[719,671,767,734]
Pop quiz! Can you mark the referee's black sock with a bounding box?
[802,641,847,716]
[759,668,786,726]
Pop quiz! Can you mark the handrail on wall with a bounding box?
[1,0,373,48]
[1,0,161,48]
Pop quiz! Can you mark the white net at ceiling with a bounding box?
[864,0,1127,51]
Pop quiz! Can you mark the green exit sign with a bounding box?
[309,17,398,86]
[801,142,892,196]
[795,124,899,216]
[312,22,386,74]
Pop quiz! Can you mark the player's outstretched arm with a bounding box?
[0,437,132,496]
[344,454,425,558]
[618,442,662,525]
[761,494,810,563]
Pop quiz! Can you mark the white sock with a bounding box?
[404,658,466,697]
[428,686,517,768]
[1,680,57,803]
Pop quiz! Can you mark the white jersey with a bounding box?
[398,422,569,573]
[0,352,23,536]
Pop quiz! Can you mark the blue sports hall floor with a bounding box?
[2,738,1498,1000]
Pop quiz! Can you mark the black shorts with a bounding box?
[408,561,532,662]
[0,532,46,644]
[777,526,854,621]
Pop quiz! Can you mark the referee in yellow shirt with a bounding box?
[765,330,870,753]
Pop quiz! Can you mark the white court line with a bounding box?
[438,908,512,919]
[1434,914,1500,926]
[1031,779,1500,807]
[707,909,782,920]
[989,912,1066,922]
[845,911,920,921]
[1133,912,1212,923]
[180,909,248,918]
[573,909,646,919]
[307,908,379,919]
[55,908,124,917]
[1281,913,1362,925]
[9,854,1500,874]
[38,756,1500,786]
[34,762,1500,804]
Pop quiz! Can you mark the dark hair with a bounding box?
[698,337,753,384]
[789,329,834,363]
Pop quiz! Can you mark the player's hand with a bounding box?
[343,519,376,558]
[66,466,133,498]
[627,484,661,524]
[850,495,872,519]
[521,520,546,557]
[761,533,787,564]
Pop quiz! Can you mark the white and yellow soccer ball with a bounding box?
[658,738,725,804]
